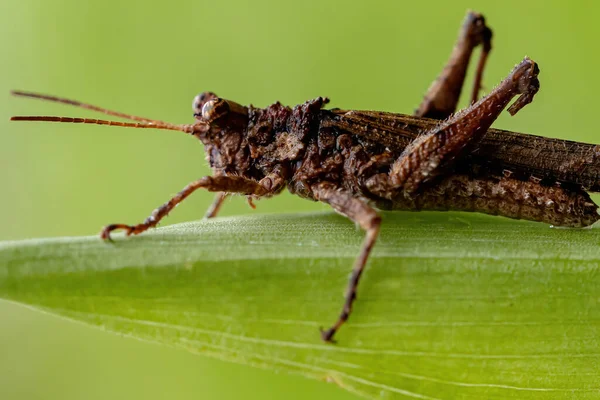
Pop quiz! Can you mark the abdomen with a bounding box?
[386,175,599,227]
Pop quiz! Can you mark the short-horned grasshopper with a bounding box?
[11,11,600,342]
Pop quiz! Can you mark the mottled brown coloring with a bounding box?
[11,11,600,343]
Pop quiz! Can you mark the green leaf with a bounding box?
[1,212,600,399]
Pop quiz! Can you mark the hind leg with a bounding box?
[368,58,540,197]
[415,11,492,119]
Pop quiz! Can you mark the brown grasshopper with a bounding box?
[11,11,600,342]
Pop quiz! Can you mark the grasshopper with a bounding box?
[11,11,600,342]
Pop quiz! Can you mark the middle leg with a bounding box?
[312,182,382,343]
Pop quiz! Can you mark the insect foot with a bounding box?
[100,224,138,241]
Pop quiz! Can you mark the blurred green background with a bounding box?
[1,0,599,399]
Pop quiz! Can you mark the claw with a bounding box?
[319,327,337,344]
[100,228,114,242]
[100,223,134,241]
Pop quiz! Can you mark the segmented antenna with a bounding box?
[10,90,207,134]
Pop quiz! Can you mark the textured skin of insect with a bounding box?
[193,82,599,229]
[11,11,600,343]
[187,57,599,343]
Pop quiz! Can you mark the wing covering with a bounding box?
[324,109,600,192]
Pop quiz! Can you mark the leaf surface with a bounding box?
[1,212,599,399]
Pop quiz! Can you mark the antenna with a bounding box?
[10,90,207,135]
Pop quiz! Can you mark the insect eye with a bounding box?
[192,91,218,117]
[202,98,229,121]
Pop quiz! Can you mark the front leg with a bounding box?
[203,167,287,219]
[101,175,275,240]
[204,192,229,219]
[312,182,381,343]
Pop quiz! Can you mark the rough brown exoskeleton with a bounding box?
[11,11,600,342]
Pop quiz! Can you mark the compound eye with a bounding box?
[201,98,229,121]
[192,91,218,117]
